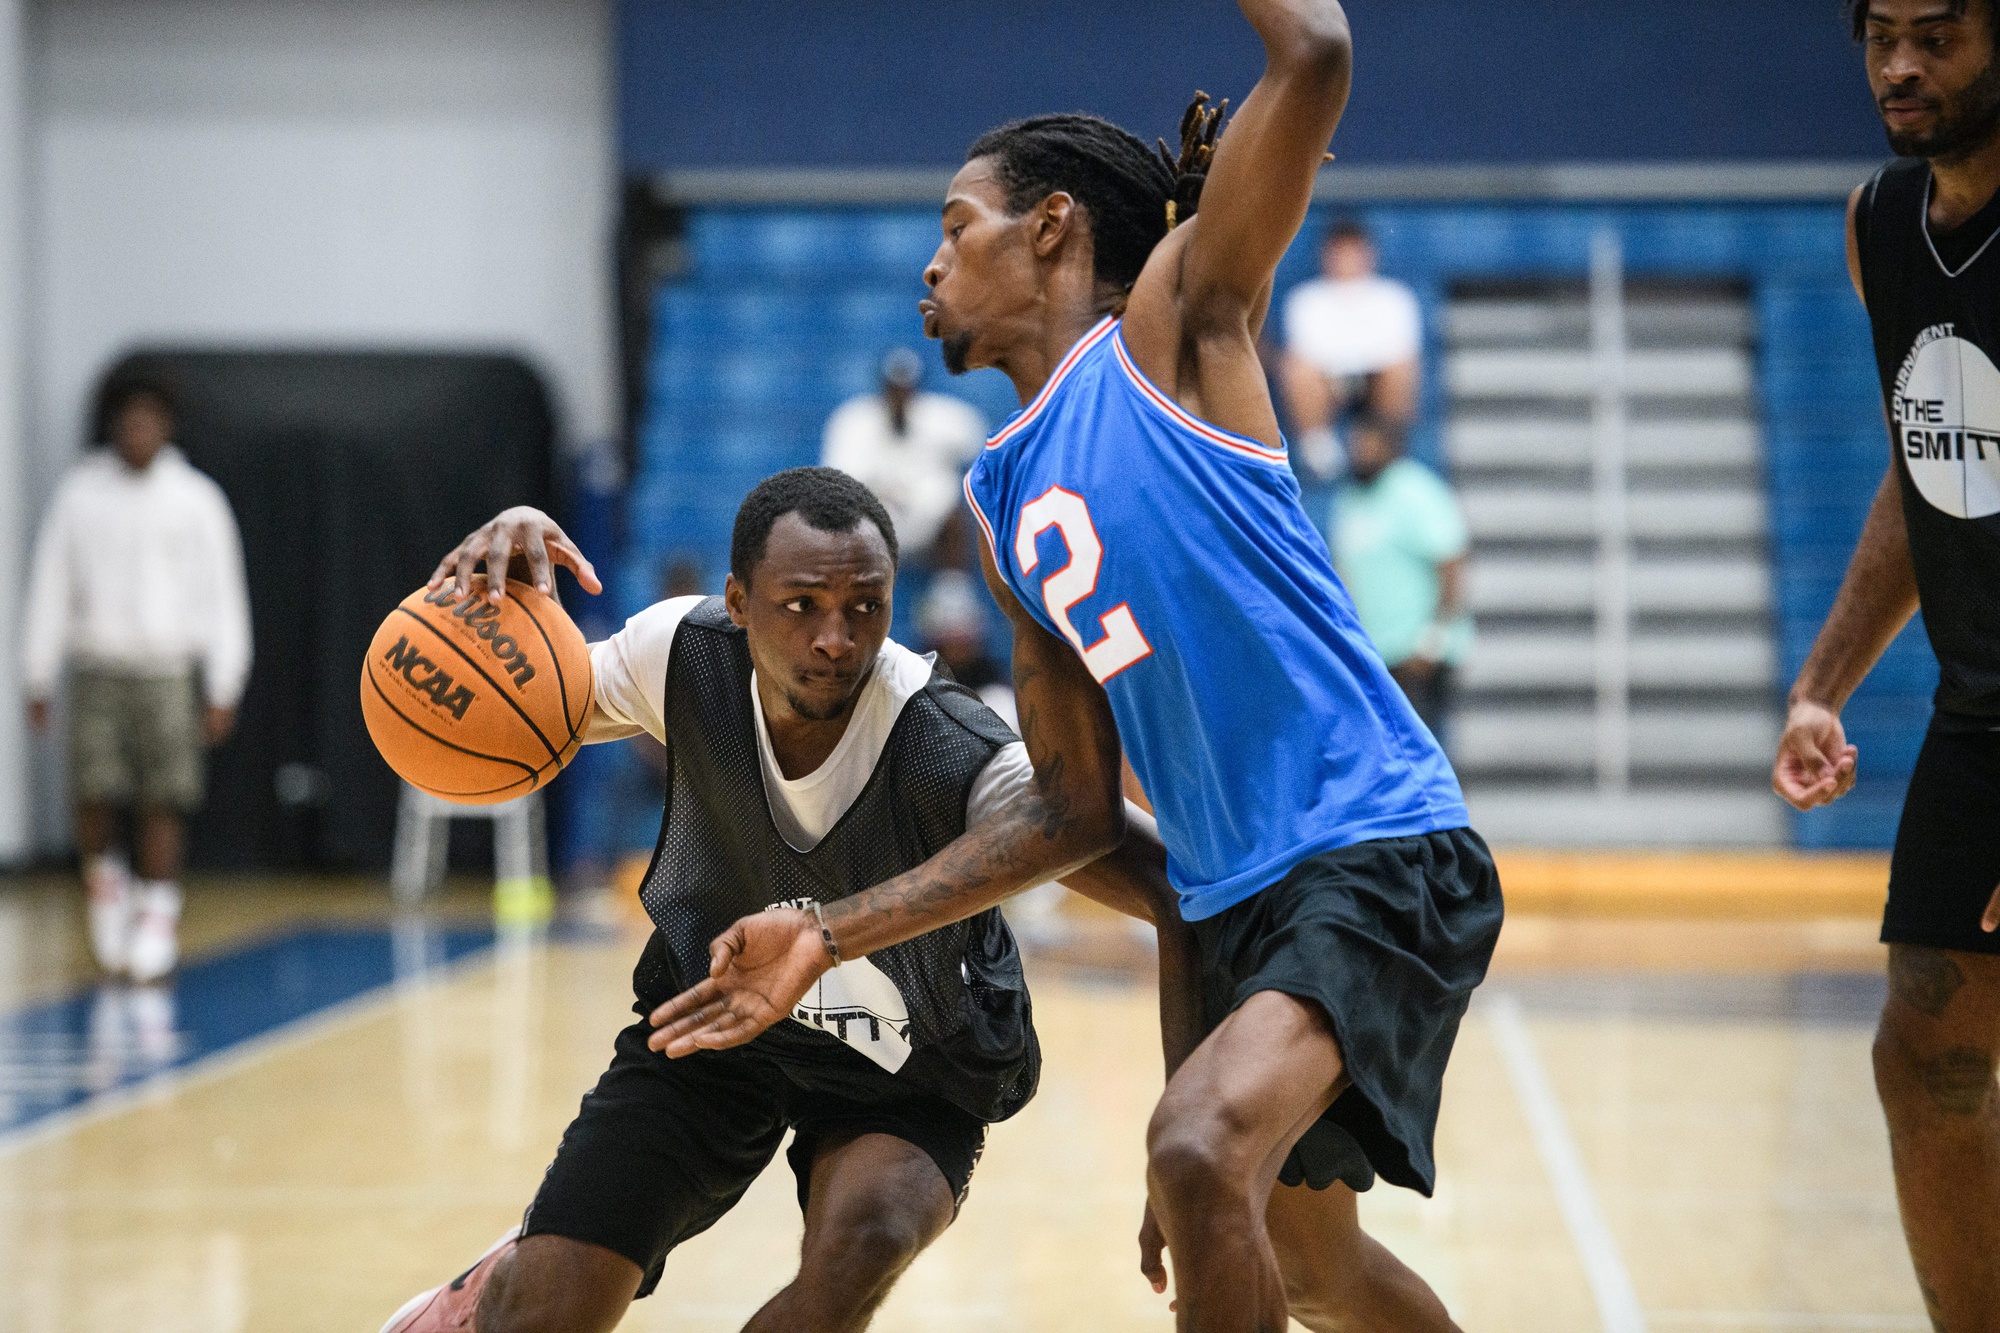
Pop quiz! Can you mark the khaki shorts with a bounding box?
[68,669,205,812]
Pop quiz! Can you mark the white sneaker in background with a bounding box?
[127,880,182,984]
[85,853,134,975]
[127,983,180,1064]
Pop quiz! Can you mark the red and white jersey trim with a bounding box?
[1110,331,1290,467]
[984,315,1120,451]
[964,469,999,556]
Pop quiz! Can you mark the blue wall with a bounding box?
[620,1,1886,170]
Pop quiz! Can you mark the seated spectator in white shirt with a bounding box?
[21,371,252,984]
[1280,218,1423,481]
[820,349,986,569]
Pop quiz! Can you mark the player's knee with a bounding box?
[1873,1009,2000,1121]
[811,1210,931,1290]
[1147,1077,1272,1192]
[1146,1112,1251,1210]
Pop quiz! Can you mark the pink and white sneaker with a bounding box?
[379,1227,520,1333]
[126,881,182,984]
[84,854,133,975]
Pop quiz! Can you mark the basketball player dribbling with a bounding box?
[1774,3,2000,1326]
[651,3,1500,1329]
[380,469,1198,1333]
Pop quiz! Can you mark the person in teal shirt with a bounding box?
[1330,412,1472,738]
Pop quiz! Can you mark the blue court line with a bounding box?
[0,924,494,1142]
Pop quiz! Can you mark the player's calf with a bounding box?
[1267,1184,1462,1333]
[1871,945,2000,1333]
[377,1228,636,1333]
[472,1235,639,1333]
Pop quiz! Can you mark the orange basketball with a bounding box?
[360,576,592,805]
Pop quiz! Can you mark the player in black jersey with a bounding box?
[378,469,1196,1333]
[1777,3,2000,1326]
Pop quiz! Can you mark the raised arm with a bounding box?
[646,538,1128,1054]
[1176,0,1351,319]
[1122,0,1352,442]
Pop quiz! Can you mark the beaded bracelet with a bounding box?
[807,899,841,966]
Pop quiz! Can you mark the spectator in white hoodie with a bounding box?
[22,371,251,982]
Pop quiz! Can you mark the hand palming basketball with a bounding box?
[360,575,591,805]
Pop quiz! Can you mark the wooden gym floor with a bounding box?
[0,857,1928,1332]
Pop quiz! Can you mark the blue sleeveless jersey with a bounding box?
[964,316,1468,921]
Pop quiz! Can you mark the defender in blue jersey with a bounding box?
[654,4,1498,1329]
[961,314,1469,919]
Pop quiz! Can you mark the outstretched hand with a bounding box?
[1772,700,1858,811]
[646,908,834,1056]
[428,505,602,606]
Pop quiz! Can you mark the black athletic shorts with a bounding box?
[1192,827,1503,1197]
[520,1018,988,1299]
[1884,722,2000,955]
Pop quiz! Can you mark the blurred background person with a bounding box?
[1330,410,1470,740]
[820,347,987,575]
[20,372,251,982]
[916,569,1009,702]
[1279,217,1423,484]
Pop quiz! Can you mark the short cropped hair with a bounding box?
[730,467,899,587]
[1325,217,1372,247]
[1846,0,1999,52]
[91,364,180,445]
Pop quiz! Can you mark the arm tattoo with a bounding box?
[1890,945,1966,1019]
[1034,751,1073,840]
[821,754,1106,956]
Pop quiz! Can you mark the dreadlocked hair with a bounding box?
[1158,92,1227,232]
[1846,0,2000,51]
[967,92,1228,292]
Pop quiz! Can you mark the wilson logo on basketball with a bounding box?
[421,584,538,689]
[381,636,476,721]
[362,576,590,807]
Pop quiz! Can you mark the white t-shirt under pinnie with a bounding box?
[584,596,1034,851]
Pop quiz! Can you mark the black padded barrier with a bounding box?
[106,350,557,871]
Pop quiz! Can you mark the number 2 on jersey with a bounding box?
[1015,486,1154,683]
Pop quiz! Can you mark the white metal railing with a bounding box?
[1589,230,1631,792]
